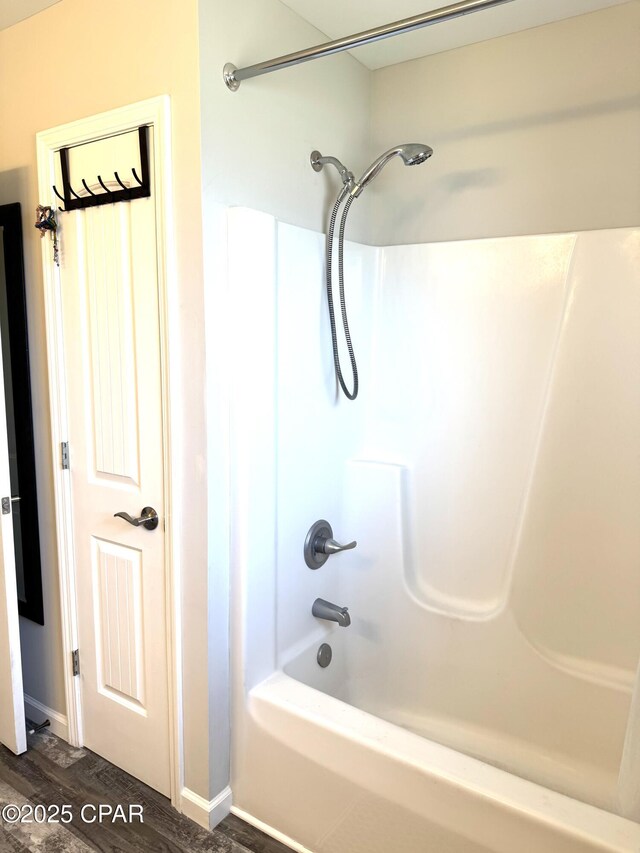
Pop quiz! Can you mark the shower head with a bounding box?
[351,143,433,197]
[400,143,434,166]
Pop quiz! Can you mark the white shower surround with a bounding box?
[227,207,640,851]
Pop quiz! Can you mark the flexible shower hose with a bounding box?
[326,189,359,400]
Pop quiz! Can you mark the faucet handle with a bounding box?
[321,538,357,555]
[304,519,357,569]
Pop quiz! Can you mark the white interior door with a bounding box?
[58,128,171,796]
[0,311,26,756]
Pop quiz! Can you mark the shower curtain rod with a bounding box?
[223,0,516,91]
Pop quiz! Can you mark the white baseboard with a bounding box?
[231,806,312,853]
[180,785,232,830]
[23,694,69,741]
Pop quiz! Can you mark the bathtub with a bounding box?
[227,211,640,852]
[233,664,640,853]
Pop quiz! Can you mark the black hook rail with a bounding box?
[53,126,151,212]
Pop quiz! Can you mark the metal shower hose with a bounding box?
[326,188,358,400]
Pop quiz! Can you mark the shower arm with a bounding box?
[310,151,355,190]
[223,0,516,91]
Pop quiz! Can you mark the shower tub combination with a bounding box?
[226,206,640,852]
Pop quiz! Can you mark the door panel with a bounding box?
[84,204,140,484]
[60,129,170,795]
[93,537,145,710]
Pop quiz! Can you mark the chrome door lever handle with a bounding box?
[114,506,159,531]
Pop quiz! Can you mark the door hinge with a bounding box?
[71,649,80,677]
[61,442,70,470]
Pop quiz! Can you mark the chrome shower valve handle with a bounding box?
[304,519,357,569]
[320,537,357,556]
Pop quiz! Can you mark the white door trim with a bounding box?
[36,96,183,807]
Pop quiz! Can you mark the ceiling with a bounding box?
[0,0,630,63]
[0,0,60,30]
[279,0,631,69]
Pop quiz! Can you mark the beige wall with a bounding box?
[371,2,640,245]
[0,0,211,798]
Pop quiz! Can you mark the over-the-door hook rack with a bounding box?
[52,125,150,212]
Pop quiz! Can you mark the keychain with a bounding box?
[34,205,59,266]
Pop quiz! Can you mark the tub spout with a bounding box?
[312,598,351,627]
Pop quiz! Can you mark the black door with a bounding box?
[0,203,44,624]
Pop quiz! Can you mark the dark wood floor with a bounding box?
[0,726,291,853]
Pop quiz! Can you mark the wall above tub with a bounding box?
[370,3,640,244]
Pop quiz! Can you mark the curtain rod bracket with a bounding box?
[223,63,241,91]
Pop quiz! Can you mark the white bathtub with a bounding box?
[227,211,640,852]
[233,669,640,853]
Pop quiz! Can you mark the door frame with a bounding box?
[36,97,183,806]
